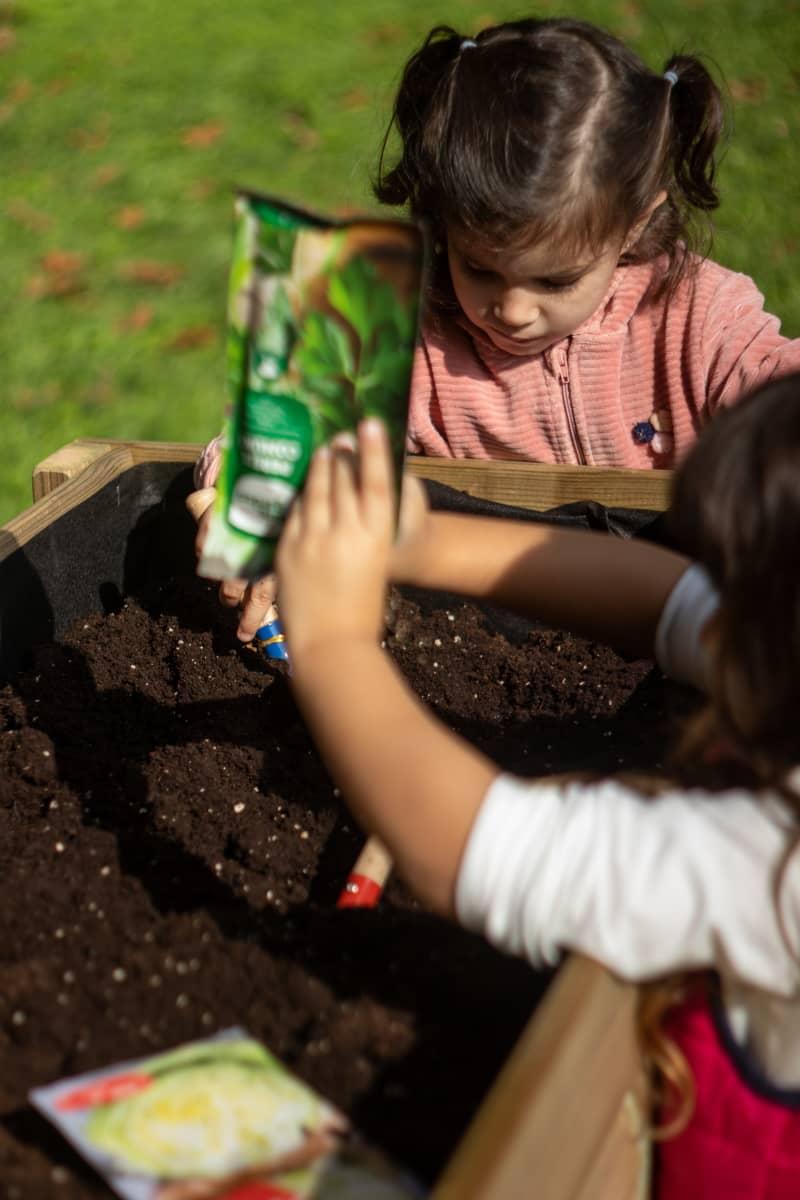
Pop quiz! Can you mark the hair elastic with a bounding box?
[663,69,679,87]
[460,38,478,50]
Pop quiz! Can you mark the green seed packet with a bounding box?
[197,191,427,581]
[30,1027,426,1199]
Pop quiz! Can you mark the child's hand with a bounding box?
[391,469,430,583]
[185,486,278,640]
[276,418,395,660]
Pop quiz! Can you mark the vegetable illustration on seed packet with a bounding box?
[197,190,428,582]
[30,1028,426,1199]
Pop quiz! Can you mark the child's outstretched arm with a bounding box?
[277,420,703,916]
[390,497,692,662]
[276,421,497,916]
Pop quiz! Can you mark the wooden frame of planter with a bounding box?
[6,440,672,1200]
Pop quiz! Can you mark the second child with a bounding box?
[275,376,800,1197]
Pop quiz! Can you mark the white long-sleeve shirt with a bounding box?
[455,565,800,1087]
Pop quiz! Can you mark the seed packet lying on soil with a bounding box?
[30,1028,426,1199]
[197,190,427,581]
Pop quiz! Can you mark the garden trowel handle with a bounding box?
[336,836,393,908]
[256,616,290,663]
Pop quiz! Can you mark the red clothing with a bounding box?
[657,993,800,1199]
[408,256,800,468]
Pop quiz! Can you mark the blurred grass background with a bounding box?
[1,0,798,523]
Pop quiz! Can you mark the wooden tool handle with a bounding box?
[336,836,393,908]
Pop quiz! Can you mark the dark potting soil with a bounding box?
[0,574,694,1198]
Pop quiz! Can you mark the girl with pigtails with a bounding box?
[374,18,800,467]
[191,17,800,642]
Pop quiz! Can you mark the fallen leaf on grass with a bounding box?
[338,87,369,111]
[181,120,225,148]
[362,21,405,47]
[165,325,218,351]
[281,109,320,150]
[92,164,123,187]
[0,26,15,53]
[118,260,184,286]
[8,77,31,102]
[45,75,74,95]
[68,115,110,151]
[770,238,798,264]
[81,374,115,407]
[116,303,154,333]
[25,273,86,299]
[10,382,63,411]
[25,249,86,299]
[42,249,84,274]
[186,177,218,201]
[729,77,767,103]
[6,199,52,232]
[113,204,146,230]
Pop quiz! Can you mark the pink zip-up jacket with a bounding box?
[193,254,800,488]
[407,255,800,468]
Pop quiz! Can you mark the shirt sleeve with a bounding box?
[455,772,800,995]
[702,270,800,412]
[654,563,719,691]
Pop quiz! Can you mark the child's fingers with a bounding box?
[185,487,216,524]
[398,473,429,540]
[237,577,278,643]
[330,430,358,454]
[358,418,394,529]
[301,444,332,533]
[331,445,359,524]
[219,578,248,608]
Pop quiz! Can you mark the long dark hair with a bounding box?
[668,374,800,786]
[375,19,727,299]
[636,373,800,1137]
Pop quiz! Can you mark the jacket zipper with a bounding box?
[556,349,585,465]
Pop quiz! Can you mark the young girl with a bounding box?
[273,372,800,1197]
[192,15,800,637]
[375,17,800,466]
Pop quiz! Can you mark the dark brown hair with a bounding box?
[668,373,800,785]
[375,18,727,300]
[639,373,800,1137]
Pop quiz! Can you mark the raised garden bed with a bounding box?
[0,445,681,1199]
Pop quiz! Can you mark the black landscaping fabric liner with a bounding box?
[0,461,671,682]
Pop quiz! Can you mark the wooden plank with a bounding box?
[32,441,115,502]
[33,441,671,513]
[33,438,204,501]
[2,446,135,561]
[432,956,648,1200]
[570,1089,650,1200]
[407,455,672,512]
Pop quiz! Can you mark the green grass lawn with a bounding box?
[1,0,798,523]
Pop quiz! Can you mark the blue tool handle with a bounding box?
[255,618,290,662]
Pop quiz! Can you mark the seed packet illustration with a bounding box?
[197,190,427,581]
[29,1028,426,1199]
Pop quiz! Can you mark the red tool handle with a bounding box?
[336,836,393,908]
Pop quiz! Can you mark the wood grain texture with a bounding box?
[407,455,672,512]
[32,438,204,501]
[31,440,672,512]
[432,956,649,1200]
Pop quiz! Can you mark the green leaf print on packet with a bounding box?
[197,191,427,582]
